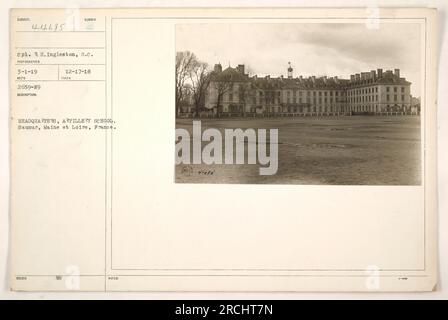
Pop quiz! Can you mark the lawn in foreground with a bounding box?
[175,116,421,185]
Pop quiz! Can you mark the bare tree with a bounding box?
[189,60,210,118]
[179,83,193,113]
[175,51,195,117]
[238,82,251,117]
[213,76,233,118]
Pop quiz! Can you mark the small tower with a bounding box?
[287,62,293,79]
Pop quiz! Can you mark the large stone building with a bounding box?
[203,63,416,116]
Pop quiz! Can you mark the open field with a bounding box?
[175,116,421,185]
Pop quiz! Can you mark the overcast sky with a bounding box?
[176,23,421,97]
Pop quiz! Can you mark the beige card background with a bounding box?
[2,4,441,295]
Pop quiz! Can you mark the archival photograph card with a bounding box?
[9,7,438,292]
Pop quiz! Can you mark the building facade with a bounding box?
[203,63,416,116]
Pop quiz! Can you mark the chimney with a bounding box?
[394,68,400,78]
[377,68,383,78]
[214,63,222,73]
[355,74,361,81]
[370,70,376,79]
[237,64,245,75]
[350,75,355,82]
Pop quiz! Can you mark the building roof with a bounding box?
[210,66,411,90]
[210,66,249,82]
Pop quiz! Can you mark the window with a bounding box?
[394,95,397,102]
[401,95,405,101]
[229,93,233,102]
[401,87,405,93]
[386,94,390,101]
[386,87,390,92]
[394,87,397,92]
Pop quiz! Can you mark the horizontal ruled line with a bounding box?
[15,275,104,277]
[15,63,106,66]
[114,275,429,278]
[15,47,105,49]
[16,30,106,33]
[15,79,105,82]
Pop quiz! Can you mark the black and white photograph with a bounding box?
[175,23,422,185]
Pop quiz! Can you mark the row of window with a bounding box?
[225,88,408,103]
[226,94,408,104]
[285,90,342,97]
[349,94,406,103]
[348,86,406,96]
[283,97,342,104]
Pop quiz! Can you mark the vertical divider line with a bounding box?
[104,15,108,292]
[110,18,114,272]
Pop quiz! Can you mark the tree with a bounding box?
[238,82,251,117]
[175,51,195,117]
[213,76,233,118]
[189,60,210,118]
[179,83,193,113]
